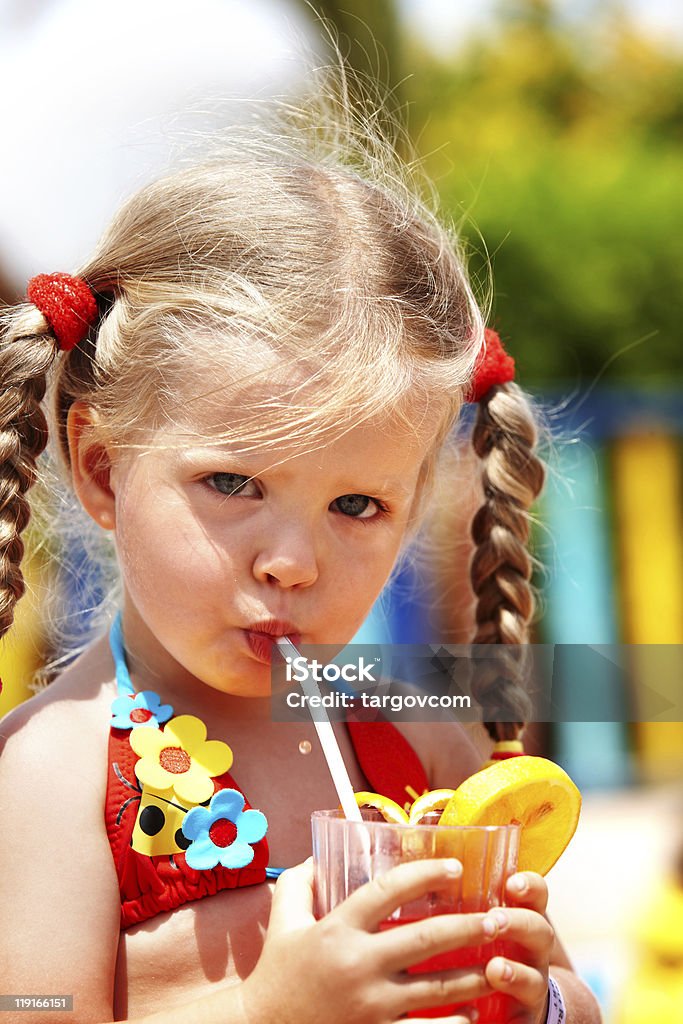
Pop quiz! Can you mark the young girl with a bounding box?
[0,105,601,1024]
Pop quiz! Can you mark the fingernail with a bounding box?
[482,914,498,937]
[501,961,514,981]
[444,858,462,877]
[491,909,508,931]
[508,874,528,894]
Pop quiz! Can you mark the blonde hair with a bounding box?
[0,88,544,739]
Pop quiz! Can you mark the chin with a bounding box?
[236,674,272,697]
[218,666,274,699]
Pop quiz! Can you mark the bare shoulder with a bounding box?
[392,718,484,789]
[0,629,116,755]
[0,624,118,802]
[0,633,121,1022]
[378,678,485,789]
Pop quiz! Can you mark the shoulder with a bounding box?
[392,718,484,789]
[0,629,118,843]
[374,675,485,786]
[376,677,486,788]
[0,633,122,1016]
[0,631,117,861]
[0,630,115,769]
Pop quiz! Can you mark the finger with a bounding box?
[485,955,548,1012]
[267,857,315,934]
[378,911,499,971]
[394,964,491,1015]
[505,872,549,915]
[480,908,555,966]
[333,858,463,931]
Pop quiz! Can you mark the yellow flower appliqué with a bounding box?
[130,715,233,803]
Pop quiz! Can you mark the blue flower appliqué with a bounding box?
[110,690,174,730]
[182,789,268,871]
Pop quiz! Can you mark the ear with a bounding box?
[66,401,117,530]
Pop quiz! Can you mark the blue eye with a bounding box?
[203,474,388,522]
[334,494,379,519]
[206,473,254,496]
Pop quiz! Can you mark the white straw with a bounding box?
[275,636,363,822]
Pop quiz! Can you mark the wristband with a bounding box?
[546,975,566,1024]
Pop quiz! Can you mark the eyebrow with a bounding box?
[175,449,414,499]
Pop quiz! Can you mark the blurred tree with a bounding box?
[400,1,683,385]
[295,0,682,384]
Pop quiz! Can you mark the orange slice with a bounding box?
[408,788,456,825]
[354,791,410,824]
[439,756,581,876]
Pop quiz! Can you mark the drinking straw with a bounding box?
[275,636,363,822]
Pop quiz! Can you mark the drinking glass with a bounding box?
[312,810,521,1021]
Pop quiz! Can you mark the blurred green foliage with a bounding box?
[301,0,683,385]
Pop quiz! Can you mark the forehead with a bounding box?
[157,409,443,494]
[157,358,448,466]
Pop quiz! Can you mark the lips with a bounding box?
[245,618,301,638]
[243,619,302,665]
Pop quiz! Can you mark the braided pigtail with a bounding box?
[0,273,99,644]
[469,379,546,742]
[0,307,60,641]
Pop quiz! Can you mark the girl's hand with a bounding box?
[241,857,495,1024]
[482,871,554,1024]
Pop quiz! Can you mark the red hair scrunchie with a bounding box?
[465,328,516,403]
[26,272,99,352]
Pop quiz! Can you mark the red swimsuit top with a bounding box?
[104,616,430,929]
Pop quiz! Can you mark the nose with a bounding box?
[252,520,320,589]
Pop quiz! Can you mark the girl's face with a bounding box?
[106,392,444,700]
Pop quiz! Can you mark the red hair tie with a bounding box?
[465,328,516,403]
[26,272,99,352]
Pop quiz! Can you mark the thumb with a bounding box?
[267,857,316,935]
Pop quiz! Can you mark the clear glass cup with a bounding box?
[312,809,521,1021]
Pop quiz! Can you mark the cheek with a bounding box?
[325,545,398,621]
[114,489,237,598]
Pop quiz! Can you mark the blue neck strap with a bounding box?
[109,611,136,697]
